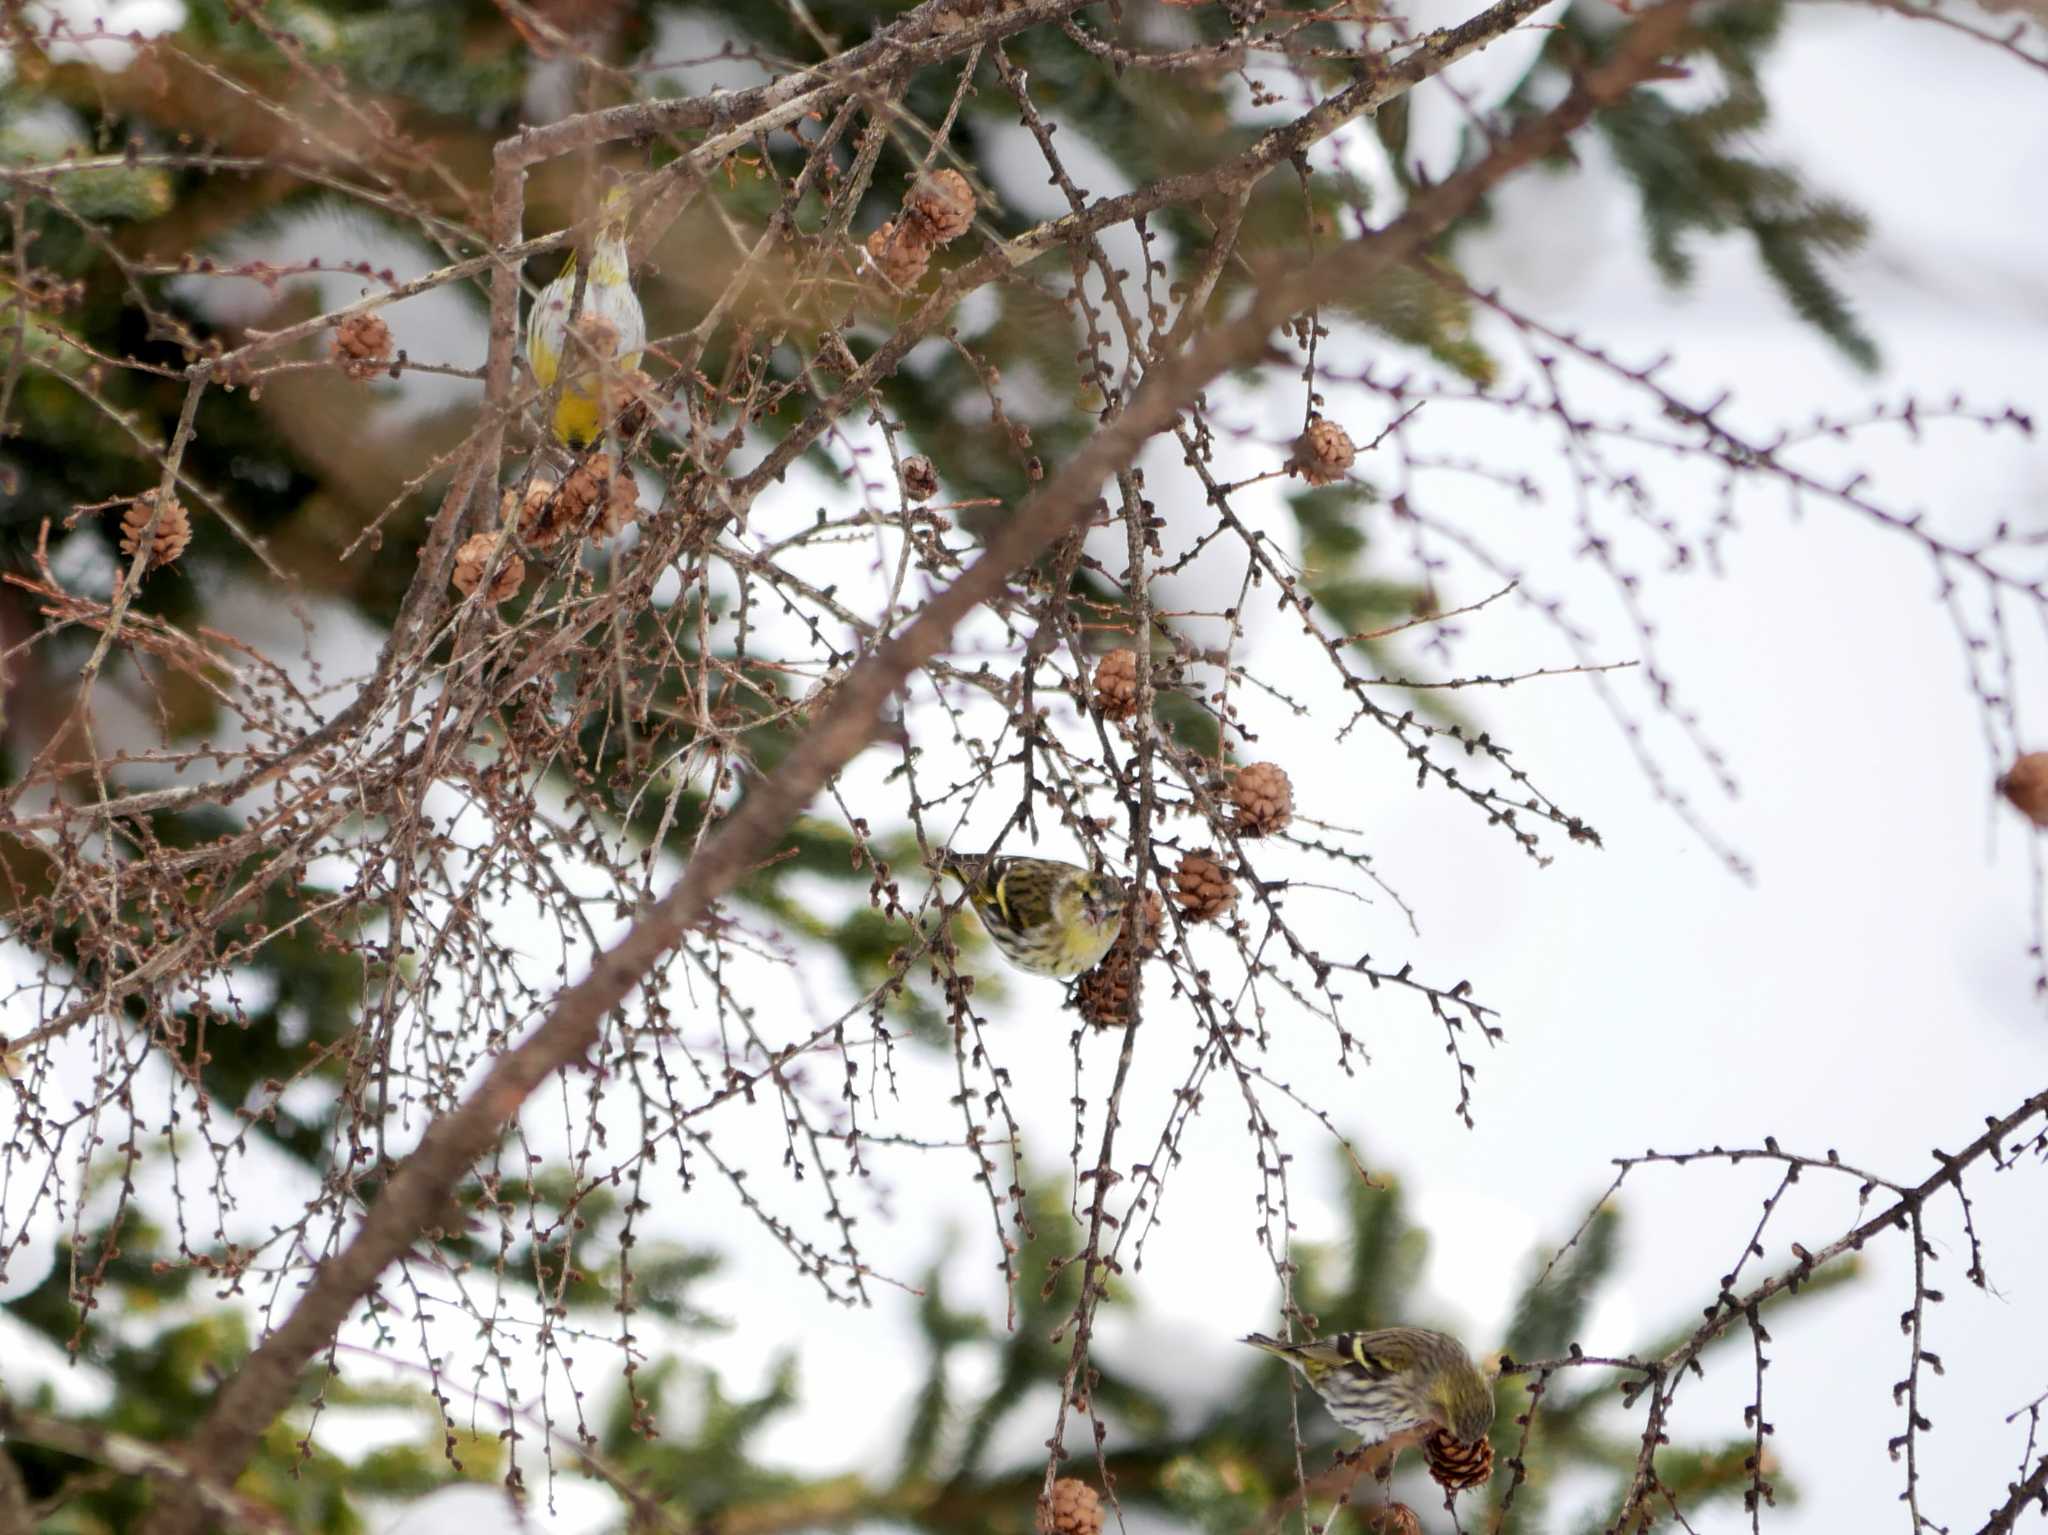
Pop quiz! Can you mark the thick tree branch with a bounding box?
[1979,1452,2048,1535]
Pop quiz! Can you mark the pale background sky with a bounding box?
[4,2,2048,1533]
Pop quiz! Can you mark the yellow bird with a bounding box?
[939,854,1125,979]
[523,184,645,449]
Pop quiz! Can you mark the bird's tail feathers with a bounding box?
[1244,1331,1348,1366]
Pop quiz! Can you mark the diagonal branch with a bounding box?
[1979,1452,2048,1535]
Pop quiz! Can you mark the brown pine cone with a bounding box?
[332,312,393,380]
[452,531,524,603]
[1075,942,1137,1030]
[1998,752,2048,828]
[599,466,640,536]
[604,366,657,439]
[1172,850,1236,923]
[1092,648,1140,721]
[119,490,192,569]
[866,220,932,289]
[905,168,976,245]
[559,453,612,525]
[1422,1428,1493,1492]
[1075,889,1164,1027]
[1230,761,1295,837]
[1294,416,1357,485]
[1040,1477,1102,1535]
[502,475,568,547]
[901,455,940,502]
[1368,1505,1422,1535]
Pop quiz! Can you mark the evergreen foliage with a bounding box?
[1514,0,1879,368]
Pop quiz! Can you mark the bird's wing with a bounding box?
[985,861,1029,930]
[1343,1334,1405,1377]
[941,854,1012,921]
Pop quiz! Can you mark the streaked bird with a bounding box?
[1244,1326,1495,1449]
[940,854,1125,979]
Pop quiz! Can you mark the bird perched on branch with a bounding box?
[1244,1327,1495,1453]
[524,182,646,449]
[940,853,1125,978]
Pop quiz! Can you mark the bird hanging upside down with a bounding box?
[524,183,646,450]
[940,853,1125,979]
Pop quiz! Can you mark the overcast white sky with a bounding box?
[5,3,2048,1533]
